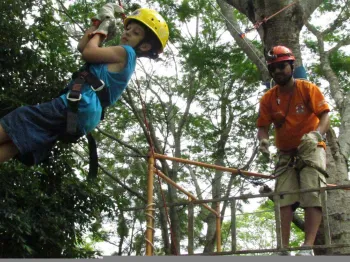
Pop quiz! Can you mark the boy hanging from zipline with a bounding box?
[0,4,169,168]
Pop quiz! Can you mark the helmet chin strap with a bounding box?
[133,39,144,56]
[133,39,158,58]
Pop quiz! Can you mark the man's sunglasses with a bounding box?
[268,62,290,72]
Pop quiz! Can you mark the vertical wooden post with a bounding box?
[188,197,194,255]
[321,188,331,245]
[216,202,222,252]
[231,199,237,253]
[273,194,283,249]
[145,154,155,256]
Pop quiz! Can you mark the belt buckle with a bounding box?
[66,91,82,102]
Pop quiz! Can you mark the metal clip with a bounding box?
[91,80,105,92]
[66,91,82,102]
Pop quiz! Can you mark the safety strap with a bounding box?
[295,156,329,178]
[86,133,98,180]
[62,69,107,180]
[272,151,329,179]
[65,70,106,136]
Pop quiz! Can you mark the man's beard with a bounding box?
[273,73,293,86]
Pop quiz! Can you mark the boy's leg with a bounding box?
[0,124,19,163]
[0,124,11,144]
[0,141,19,163]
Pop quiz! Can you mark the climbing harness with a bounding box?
[59,64,109,180]
[64,68,107,137]
[271,150,329,179]
[295,155,329,178]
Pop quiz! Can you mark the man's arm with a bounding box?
[316,111,330,136]
[258,126,269,141]
[257,126,270,155]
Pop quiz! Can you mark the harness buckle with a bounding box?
[66,90,82,102]
[91,80,105,92]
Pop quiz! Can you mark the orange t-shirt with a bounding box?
[257,79,330,151]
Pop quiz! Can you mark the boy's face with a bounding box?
[120,22,146,48]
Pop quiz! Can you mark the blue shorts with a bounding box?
[0,97,68,165]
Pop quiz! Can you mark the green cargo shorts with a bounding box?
[274,147,327,209]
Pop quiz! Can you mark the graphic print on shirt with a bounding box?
[295,103,305,114]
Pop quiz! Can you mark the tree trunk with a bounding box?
[320,128,350,255]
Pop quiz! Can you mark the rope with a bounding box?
[209,0,298,72]
[145,203,156,221]
[144,202,156,251]
[117,0,127,21]
[134,71,178,255]
[239,0,298,38]
[156,170,179,255]
[207,1,267,71]
[237,169,268,186]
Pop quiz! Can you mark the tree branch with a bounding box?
[96,127,145,157]
[328,36,350,55]
[56,0,85,32]
[305,20,345,109]
[217,0,268,80]
[323,4,349,35]
[73,149,147,203]
[98,164,147,203]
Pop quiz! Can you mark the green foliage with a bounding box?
[220,200,303,255]
[177,0,196,22]
[318,0,345,13]
[1,0,345,257]
[330,112,341,128]
[0,156,115,257]
[0,0,116,257]
[329,51,350,75]
[0,0,78,115]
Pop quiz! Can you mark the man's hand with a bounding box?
[259,138,270,155]
[298,131,323,156]
[303,131,323,146]
[91,3,124,26]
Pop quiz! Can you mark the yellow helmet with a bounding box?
[124,8,169,53]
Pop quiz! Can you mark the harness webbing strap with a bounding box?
[65,70,106,136]
[296,157,330,178]
[66,76,85,135]
[87,133,98,180]
[62,69,106,180]
[273,154,329,179]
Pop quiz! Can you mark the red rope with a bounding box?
[239,0,298,38]
[117,0,127,21]
[156,171,179,255]
[134,74,179,255]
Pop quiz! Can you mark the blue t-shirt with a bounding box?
[60,45,136,134]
